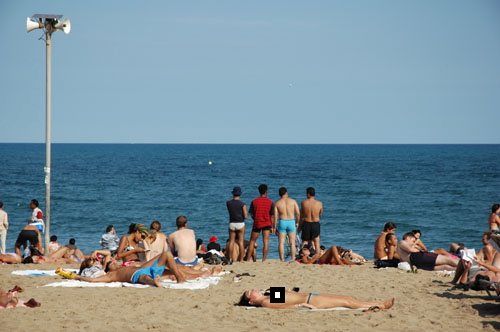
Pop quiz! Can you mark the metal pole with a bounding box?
[44,31,52,256]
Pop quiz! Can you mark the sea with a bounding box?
[1,143,499,260]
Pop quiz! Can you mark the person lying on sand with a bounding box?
[452,250,500,293]
[238,289,395,310]
[23,246,82,264]
[0,285,40,309]
[297,245,363,265]
[0,253,22,264]
[77,250,223,281]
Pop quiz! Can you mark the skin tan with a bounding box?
[374,227,395,260]
[275,190,300,261]
[397,234,458,271]
[116,230,148,262]
[489,206,500,232]
[244,289,395,310]
[299,191,323,251]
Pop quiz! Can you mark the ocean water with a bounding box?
[1,143,499,260]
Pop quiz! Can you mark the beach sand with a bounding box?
[0,261,498,331]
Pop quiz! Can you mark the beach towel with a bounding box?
[245,306,365,311]
[12,269,78,277]
[42,276,221,289]
[12,269,222,289]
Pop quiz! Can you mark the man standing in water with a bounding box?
[275,187,300,262]
[246,184,275,262]
[299,187,323,252]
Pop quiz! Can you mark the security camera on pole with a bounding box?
[27,14,71,255]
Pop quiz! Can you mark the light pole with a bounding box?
[27,14,71,255]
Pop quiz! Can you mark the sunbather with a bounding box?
[238,289,395,310]
[57,252,187,286]
[0,286,40,309]
[0,253,22,264]
[297,245,363,265]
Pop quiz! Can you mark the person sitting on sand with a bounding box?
[100,225,120,255]
[57,251,187,287]
[116,223,150,263]
[146,221,168,260]
[238,289,395,310]
[397,232,458,271]
[0,285,40,308]
[298,245,363,265]
[374,222,396,260]
[374,233,400,268]
[452,249,500,293]
[48,235,62,254]
[168,216,199,266]
[412,230,454,256]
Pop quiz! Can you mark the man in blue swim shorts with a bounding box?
[275,187,301,262]
[60,252,188,287]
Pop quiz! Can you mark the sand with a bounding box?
[0,261,498,332]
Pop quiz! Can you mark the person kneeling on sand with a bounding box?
[238,289,395,311]
[297,245,363,265]
[397,232,458,271]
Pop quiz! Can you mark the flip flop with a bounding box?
[363,306,382,312]
[55,267,76,279]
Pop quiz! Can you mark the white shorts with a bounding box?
[229,223,245,231]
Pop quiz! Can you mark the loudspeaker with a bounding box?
[54,18,71,34]
[26,17,43,32]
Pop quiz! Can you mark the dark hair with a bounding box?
[106,225,114,233]
[0,202,3,209]
[320,245,325,250]
[23,256,34,264]
[176,216,188,228]
[69,238,76,245]
[31,199,39,207]
[128,223,137,234]
[306,187,315,196]
[196,238,203,246]
[278,187,287,197]
[258,184,268,195]
[50,235,58,242]
[79,258,94,275]
[411,230,421,236]
[237,292,254,307]
[492,204,500,213]
[402,232,416,240]
[383,222,397,232]
[385,232,396,242]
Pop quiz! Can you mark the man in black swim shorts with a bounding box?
[15,225,43,256]
[397,232,458,271]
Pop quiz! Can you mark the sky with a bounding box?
[1,1,499,144]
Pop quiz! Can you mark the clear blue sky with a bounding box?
[1,1,499,143]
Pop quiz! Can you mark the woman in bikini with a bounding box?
[116,223,150,263]
[489,204,500,234]
[298,245,362,265]
[238,289,395,310]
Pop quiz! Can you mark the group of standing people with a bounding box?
[225,184,323,263]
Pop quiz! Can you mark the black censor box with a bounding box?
[269,287,285,303]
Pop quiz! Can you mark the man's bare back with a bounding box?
[168,229,196,263]
[301,198,322,222]
[276,197,300,220]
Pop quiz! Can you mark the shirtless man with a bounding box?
[373,222,396,260]
[489,204,500,234]
[299,187,323,252]
[275,187,300,261]
[57,252,187,287]
[168,216,199,266]
[397,232,458,271]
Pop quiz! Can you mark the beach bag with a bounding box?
[374,258,399,268]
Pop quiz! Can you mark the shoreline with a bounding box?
[0,260,498,331]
